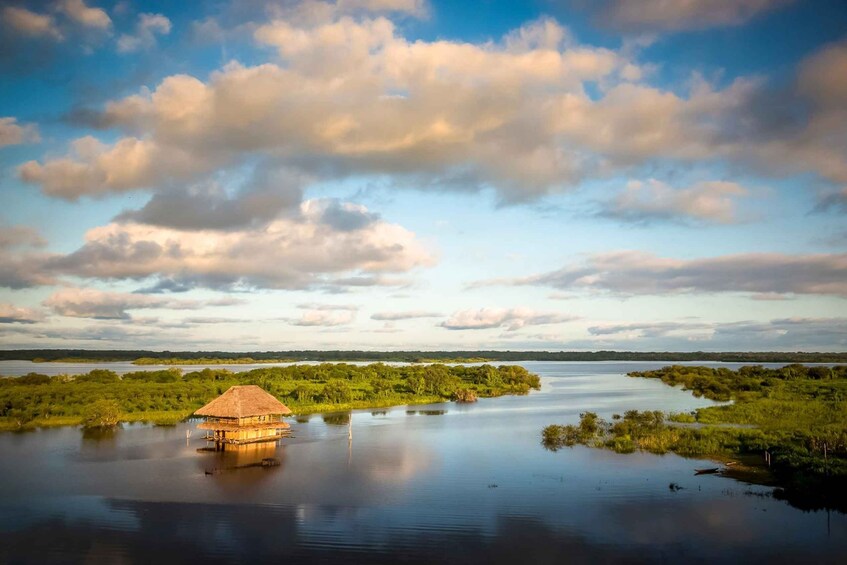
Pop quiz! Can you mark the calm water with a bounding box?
[0,361,844,564]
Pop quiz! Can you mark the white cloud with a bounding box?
[0,226,53,289]
[588,321,715,338]
[42,287,238,320]
[18,15,847,207]
[58,0,112,30]
[41,199,433,291]
[492,251,847,297]
[441,308,578,331]
[2,6,63,40]
[0,117,39,147]
[0,303,45,324]
[19,136,208,199]
[0,225,46,249]
[22,17,636,201]
[601,179,748,224]
[371,310,441,320]
[297,302,358,311]
[117,12,171,53]
[289,309,356,326]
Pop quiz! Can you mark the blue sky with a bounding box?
[1,0,846,351]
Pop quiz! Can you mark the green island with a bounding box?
[0,363,539,431]
[542,364,847,511]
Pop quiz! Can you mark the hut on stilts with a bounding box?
[195,385,292,445]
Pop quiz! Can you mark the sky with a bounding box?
[0,0,846,352]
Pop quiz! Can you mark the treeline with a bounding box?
[543,364,847,511]
[628,364,847,402]
[5,349,847,363]
[0,363,540,431]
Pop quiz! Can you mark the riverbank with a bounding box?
[542,364,847,511]
[0,363,540,432]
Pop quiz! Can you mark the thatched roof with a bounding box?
[194,385,292,418]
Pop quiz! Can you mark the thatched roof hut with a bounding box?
[195,385,292,418]
[195,385,292,445]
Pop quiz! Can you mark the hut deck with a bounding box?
[202,432,290,445]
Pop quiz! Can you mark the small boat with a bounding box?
[694,467,720,475]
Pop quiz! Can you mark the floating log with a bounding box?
[694,467,720,475]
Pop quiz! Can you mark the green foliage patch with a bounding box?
[542,364,847,511]
[0,363,540,431]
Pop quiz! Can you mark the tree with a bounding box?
[82,399,121,428]
[322,380,352,403]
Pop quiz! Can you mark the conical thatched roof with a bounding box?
[194,385,292,418]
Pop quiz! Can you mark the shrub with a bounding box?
[82,399,121,428]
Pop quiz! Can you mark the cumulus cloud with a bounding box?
[18,135,214,200]
[597,0,794,32]
[441,308,578,331]
[601,179,748,224]
[21,17,638,201]
[0,225,46,249]
[0,303,45,324]
[42,287,239,320]
[0,117,39,147]
[117,12,171,53]
[36,199,433,291]
[116,171,305,230]
[733,40,847,188]
[0,226,54,289]
[2,6,63,40]
[493,251,847,297]
[315,199,380,231]
[371,310,441,320]
[18,14,847,205]
[58,0,112,30]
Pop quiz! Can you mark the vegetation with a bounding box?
[7,349,847,363]
[82,399,121,428]
[132,357,293,365]
[0,363,540,432]
[542,364,847,511]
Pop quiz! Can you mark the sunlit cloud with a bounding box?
[441,308,579,331]
[479,251,847,297]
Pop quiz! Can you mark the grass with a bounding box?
[542,364,847,512]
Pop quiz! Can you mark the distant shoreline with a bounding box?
[5,349,846,364]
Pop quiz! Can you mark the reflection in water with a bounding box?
[81,425,120,444]
[0,497,842,564]
[0,362,845,563]
[196,442,284,493]
[323,412,351,426]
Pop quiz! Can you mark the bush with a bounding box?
[82,399,121,428]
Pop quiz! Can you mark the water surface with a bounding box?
[1,361,844,563]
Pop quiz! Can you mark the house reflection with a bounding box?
[196,442,286,492]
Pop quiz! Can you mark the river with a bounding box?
[0,361,844,563]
